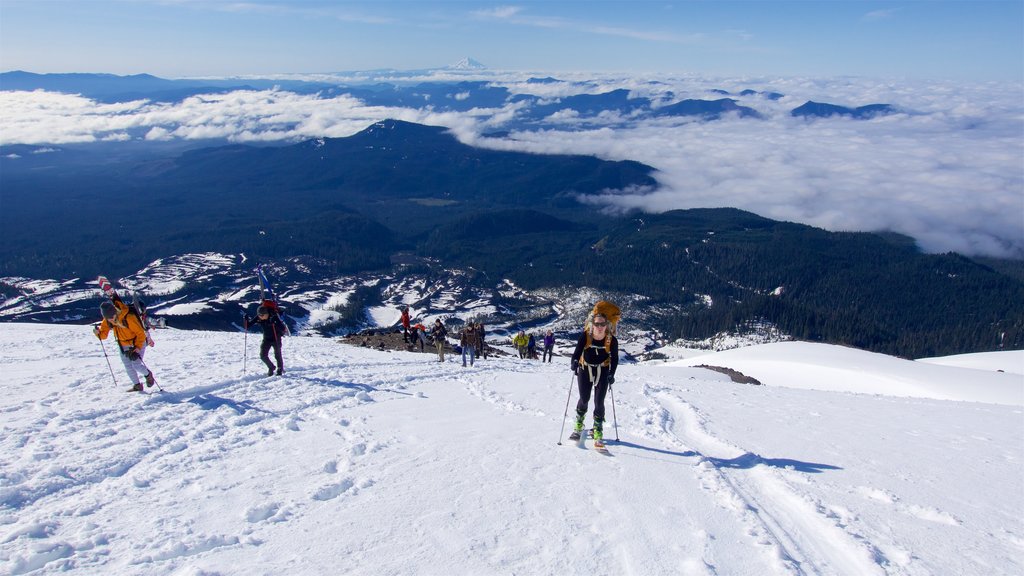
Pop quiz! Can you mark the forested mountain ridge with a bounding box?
[1,120,1020,358]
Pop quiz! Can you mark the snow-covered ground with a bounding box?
[1,324,1022,575]
[671,342,1024,406]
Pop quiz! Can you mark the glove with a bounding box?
[127,348,141,361]
[607,375,615,387]
[571,361,579,374]
[93,325,101,338]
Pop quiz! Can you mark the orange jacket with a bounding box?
[96,300,148,350]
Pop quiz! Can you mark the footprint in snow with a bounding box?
[312,478,356,501]
[245,502,281,523]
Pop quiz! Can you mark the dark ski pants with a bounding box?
[575,368,609,422]
[542,346,553,362]
[260,338,284,373]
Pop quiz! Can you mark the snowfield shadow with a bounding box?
[611,440,698,458]
[611,443,841,474]
[187,393,274,415]
[705,452,842,473]
[304,376,416,396]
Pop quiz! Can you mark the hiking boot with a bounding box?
[276,368,283,376]
[144,372,156,387]
[267,367,275,377]
[128,383,143,393]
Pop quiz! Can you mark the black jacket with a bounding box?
[571,333,618,376]
[246,314,286,342]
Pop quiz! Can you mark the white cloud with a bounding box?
[471,6,523,20]
[863,8,899,22]
[1,74,1021,259]
[469,4,706,45]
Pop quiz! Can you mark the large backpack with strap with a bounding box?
[582,300,620,366]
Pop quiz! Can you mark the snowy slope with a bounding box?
[671,342,1024,406]
[917,350,1024,376]
[1,324,1022,575]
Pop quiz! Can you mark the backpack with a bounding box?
[124,292,155,346]
[582,300,620,366]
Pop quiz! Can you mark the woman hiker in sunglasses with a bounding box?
[569,302,620,446]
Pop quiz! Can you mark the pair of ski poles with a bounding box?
[557,370,619,445]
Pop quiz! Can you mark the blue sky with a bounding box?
[0,0,1021,81]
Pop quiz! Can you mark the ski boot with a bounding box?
[144,371,156,388]
[593,419,605,449]
[568,411,585,441]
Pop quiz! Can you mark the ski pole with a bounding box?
[610,381,620,442]
[95,325,118,387]
[556,372,576,445]
[242,311,248,375]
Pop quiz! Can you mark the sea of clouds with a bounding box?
[1,71,1021,258]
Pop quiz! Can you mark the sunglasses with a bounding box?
[592,321,608,327]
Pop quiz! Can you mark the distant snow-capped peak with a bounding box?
[449,57,486,70]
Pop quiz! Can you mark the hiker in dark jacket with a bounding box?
[460,324,478,367]
[476,323,487,359]
[431,319,448,362]
[542,330,555,362]
[245,305,287,376]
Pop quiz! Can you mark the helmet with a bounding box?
[100,301,117,321]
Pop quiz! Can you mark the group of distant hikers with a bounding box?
[511,329,556,362]
[93,290,621,444]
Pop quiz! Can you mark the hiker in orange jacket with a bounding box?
[94,298,156,392]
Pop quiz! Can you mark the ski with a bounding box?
[97,275,155,346]
[568,429,592,449]
[252,264,290,335]
[98,275,116,299]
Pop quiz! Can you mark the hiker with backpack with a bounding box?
[94,297,157,392]
[569,301,620,445]
[477,323,487,359]
[460,324,478,367]
[412,323,428,352]
[431,319,448,362]
[542,330,555,362]
[513,331,528,358]
[245,305,287,376]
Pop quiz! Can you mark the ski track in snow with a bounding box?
[638,382,888,575]
[2,325,1022,575]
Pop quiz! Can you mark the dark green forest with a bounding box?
[2,121,1021,358]
[419,209,1024,359]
